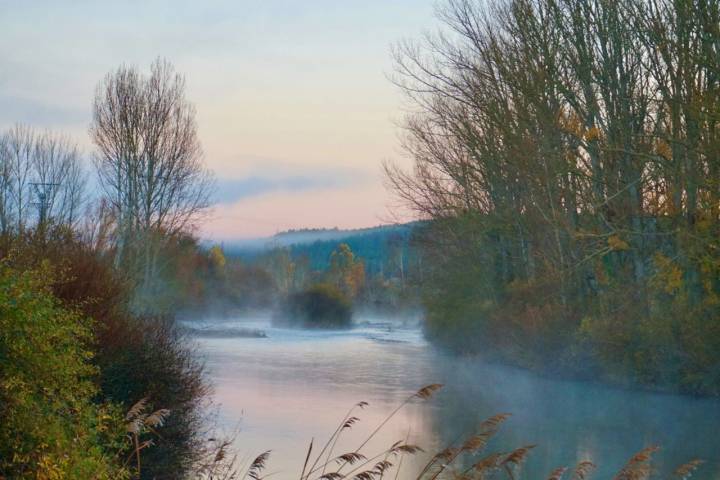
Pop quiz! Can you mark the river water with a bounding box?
[189,313,720,479]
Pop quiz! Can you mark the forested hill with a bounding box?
[223,222,423,276]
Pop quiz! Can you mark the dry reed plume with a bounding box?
[191,384,706,480]
[124,397,171,477]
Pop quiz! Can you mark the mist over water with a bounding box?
[189,313,720,479]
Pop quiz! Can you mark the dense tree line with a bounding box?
[284,224,418,276]
[246,234,423,315]
[387,0,720,394]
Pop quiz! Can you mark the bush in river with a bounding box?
[276,283,353,329]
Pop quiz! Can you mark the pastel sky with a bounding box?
[0,0,437,239]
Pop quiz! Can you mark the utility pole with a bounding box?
[30,182,59,228]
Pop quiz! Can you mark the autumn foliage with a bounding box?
[388,0,720,394]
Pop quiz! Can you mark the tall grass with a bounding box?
[124,398,172,476]
[191,384,706,480]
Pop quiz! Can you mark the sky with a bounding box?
[0,0,437,240]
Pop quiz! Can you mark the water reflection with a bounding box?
[192,314,720,479]
[425,358,720,478]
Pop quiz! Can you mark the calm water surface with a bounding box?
[189,314,720,479]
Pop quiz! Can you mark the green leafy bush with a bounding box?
[276,283,352,328]
[0,265,128,479]
[99,316,209,480]
[0,227,210,479]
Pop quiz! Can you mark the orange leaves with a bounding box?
[654,139,672,161]
[556,109,603,142]
[208,245,226,271]
[556,110,583,137]
[328,243,366,299]
[607,235,630,251]
[583,126,602,142]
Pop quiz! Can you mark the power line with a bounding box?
[30,182,59,226]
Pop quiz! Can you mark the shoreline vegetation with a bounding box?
[385,0,720,397]
[181,324,269,338]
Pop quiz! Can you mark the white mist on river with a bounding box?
[189,314,720,479]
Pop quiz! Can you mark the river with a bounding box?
[188,313,720,479]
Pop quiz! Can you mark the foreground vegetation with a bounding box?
[387,0,720,395]
[0,228,210,479]
[0,58,213,479]
[212,384,706,480]
[0,264,127,478]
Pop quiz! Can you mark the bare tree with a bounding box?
[2,125,34,232]
[90,58,213,303]
[0,134,15,235]
[0,125,86,234]
[32,131,86,227]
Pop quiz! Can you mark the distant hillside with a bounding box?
[222,222,425,277]
[272,225,399,246]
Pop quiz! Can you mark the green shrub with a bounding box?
[0,227,210,479]
[0,265,128,479]
[276,283,352,328]
[99,316,209,480]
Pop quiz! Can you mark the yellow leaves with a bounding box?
[11,452,31,465]
[0,266,129,479]
[702,278,719,306]
[654,139,672,160]
[607,234,630,251]
[556,110,584,138]
[208,245,226,271]
[583,126,601,142]
[578,316,592,336]
[699,257,720,306]
[329,243,365,299]
[556,109,603,141]
[652,253,684,295]
[37,455,65,480]
[665,267,684,294]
